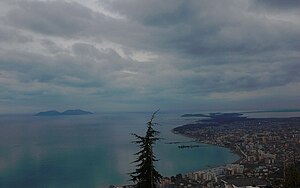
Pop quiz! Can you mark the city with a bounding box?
[163,114,300,187]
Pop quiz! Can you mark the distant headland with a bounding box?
[35,109,93,116]
[181,112,244,119]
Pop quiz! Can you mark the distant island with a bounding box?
[35,109,93,116]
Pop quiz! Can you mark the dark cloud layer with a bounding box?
[0,0,299,113]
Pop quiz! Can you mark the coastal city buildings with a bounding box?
[165,115,300,188]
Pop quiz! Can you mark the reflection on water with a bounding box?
[0,113,238,188]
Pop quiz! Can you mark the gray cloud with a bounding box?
[254,0,300,10]
[5,1,98,36]
[105,0,300,58]
[40,39,68,54]
[0,26,32,43]
[4,0,150,46]
[106,0,194,27]
[0,0,299,113]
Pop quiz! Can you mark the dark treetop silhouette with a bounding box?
[129,110,162,188]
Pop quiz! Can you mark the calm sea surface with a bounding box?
[2,111,280,188]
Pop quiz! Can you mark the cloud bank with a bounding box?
[0,0,299,113]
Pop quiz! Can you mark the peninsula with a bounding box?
[35,109,93,116]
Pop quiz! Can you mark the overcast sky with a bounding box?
[0,0,299,113]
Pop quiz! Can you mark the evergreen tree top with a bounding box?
[129,110,162,188]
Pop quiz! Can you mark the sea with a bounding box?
[0,111,298,188]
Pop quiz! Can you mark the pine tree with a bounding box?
[130,110,162,188]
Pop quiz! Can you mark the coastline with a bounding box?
[171,129,243,168]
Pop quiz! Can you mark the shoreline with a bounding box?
[171,130,244,168]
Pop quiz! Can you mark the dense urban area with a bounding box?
[113,113,300,188]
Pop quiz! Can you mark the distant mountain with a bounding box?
[61,109,93,115]
[35,109,93,116]
[35,110,61,116]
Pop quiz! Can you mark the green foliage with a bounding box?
[129,111,162,188]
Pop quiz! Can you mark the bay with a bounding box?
[0,112,239,188]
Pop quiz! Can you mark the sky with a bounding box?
[0,0,299,113]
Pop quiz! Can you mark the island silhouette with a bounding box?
[35,109,93,116]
